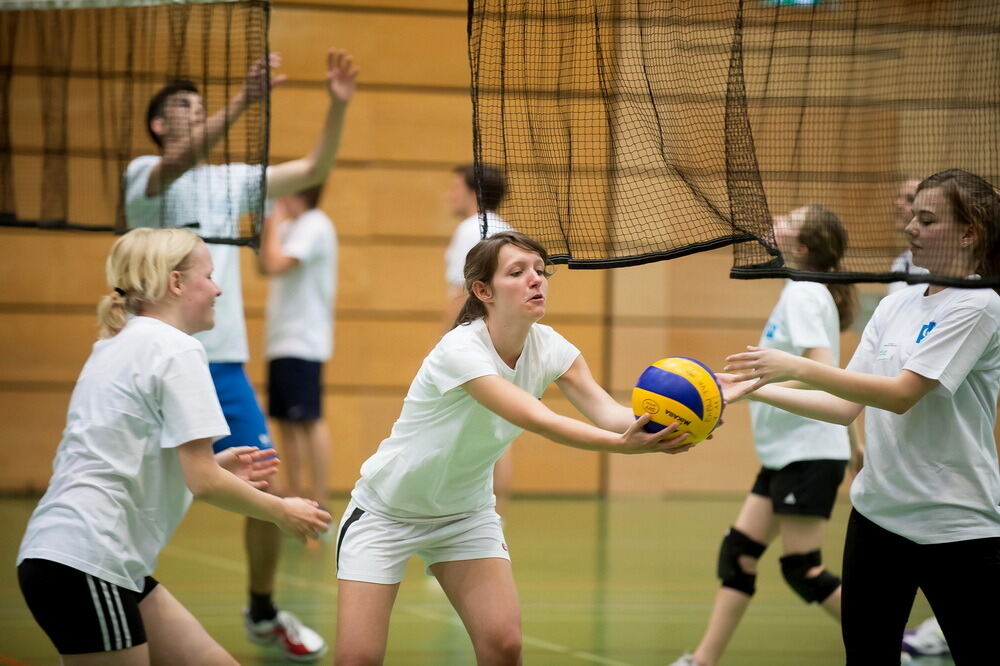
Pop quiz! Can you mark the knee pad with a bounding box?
[717,527,767,596]
[780,550,841,603]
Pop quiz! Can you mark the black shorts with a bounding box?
[268,357,323,421]
[17,558,158,655]
[751,459,847,518]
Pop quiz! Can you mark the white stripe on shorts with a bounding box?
[85,575,111,652]
[110,584,133,648]
[99,579,123,650]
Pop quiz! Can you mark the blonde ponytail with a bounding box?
[97,228,201,338]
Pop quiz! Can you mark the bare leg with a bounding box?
[692,494,777,666]
[334,580,399,666]
[140,585,238,666]
[305,419,330,504]
[276,420,305,498]
[431,558,522,665]
[246,473,286,596]
[777,515,841,619]
[492,449,514,518]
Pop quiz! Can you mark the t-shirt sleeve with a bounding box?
[904,302,998,394]
[541,326,582,382]
[124,156,163,228]
[156,346,230,448]
[784,285,834,351]
[424,336,499,394]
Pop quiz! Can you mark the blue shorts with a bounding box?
[208,362,273,453]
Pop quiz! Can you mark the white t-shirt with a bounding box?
[351,318,580,521]
[444,211,512,287]
[750,281,850,469]
[124,156,266,363]
[848,285,1000,544]
[266,209,338,361]
[18,317,230,591]
[888,249,930,294]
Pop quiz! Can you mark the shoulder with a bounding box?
[945,287,1000,320]
[124,155,160,181]
[528,322,573,348]
[125,317,203,355]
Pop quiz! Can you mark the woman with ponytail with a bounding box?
[17,228,331,665]
[334,231,741,665]
[672,205,858,666]
[721,169,1000,664]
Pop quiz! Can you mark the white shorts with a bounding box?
[335,500,510,584]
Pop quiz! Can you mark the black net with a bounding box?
[0,0,268,245]
[470,0,1000,289]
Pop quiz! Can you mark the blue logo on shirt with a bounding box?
[916,321,936,343]
[764,323,778,340]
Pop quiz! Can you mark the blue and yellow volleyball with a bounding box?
[631,357,724,443]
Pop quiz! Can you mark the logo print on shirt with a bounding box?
[783,492,796,505]
[764,322,778,340]
[916,321,937,343]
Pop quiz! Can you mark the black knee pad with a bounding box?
[717,527,767,596]
[780,550,841,603]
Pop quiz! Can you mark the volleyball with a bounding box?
[632,357,724,444]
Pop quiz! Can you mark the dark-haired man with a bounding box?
[124,49,357,662]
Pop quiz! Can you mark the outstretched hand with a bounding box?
[243,52,287,104]
[215,446,280,489]
[621,414,696,455]
[714,372,760,403]
[278,498,333,542]
[723,346,802,387]
[326,48,359,103]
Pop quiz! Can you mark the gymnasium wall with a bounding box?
[1,0,996,496]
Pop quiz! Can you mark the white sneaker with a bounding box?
[901,616,949,657]
[668,653,699,666]
[244,609,327,662]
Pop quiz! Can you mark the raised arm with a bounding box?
[462,374,693,454]
[266,48,358,199]
[146,53,284,197]
[725,346,938,414]
[177,438,330,541]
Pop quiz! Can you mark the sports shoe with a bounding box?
[245,609,327,662]
[901,616,949,657]
[668,653,699,666]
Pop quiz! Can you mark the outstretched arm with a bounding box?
[266,48,358,199]
[146,53,284,197]
[463,374,694,454]
[724,346,938,414]
[178,438,330,542]
[555,355,634,432]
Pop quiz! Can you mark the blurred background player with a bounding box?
[17,228,331,666]
[672,206,858,666]
[259,184,337,508]
[443,163,515,515]
[888,178,929,294]
[124,48,357,661]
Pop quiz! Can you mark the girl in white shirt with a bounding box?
[676,206,857,666]
[17,228,331,666]
[722,169,1000,665]
[335,231,727,665]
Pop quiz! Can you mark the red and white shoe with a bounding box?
[245,609,327,662]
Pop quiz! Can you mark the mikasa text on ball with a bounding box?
[631,357,724,444]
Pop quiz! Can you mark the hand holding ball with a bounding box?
[632,357,724,444]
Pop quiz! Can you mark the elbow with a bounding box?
[186,473,219,500]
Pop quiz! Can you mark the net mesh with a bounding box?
[0,0,268,245]
[470,0,1000,288]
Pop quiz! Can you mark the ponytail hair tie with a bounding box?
[114,287,126,297]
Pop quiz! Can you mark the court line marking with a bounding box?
[161,544,633,666]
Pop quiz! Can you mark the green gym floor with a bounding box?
[0,496,951,665]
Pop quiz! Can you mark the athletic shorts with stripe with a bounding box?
[335,500,510,584]
[17,558,158,655]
